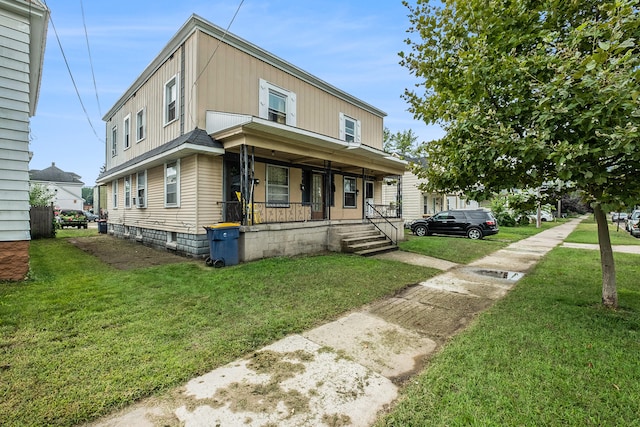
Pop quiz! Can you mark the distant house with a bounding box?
[382,158,478,221]
[96,14,407,261]
[29,162,85,210]
[0,0,48,281]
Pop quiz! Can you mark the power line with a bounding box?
[80,0,102,117]
[188,0,245,128]
[43,1,104,144]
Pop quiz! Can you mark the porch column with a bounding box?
[397,174,402,218]
[325,161,331,220]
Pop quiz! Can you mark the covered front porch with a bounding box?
[207,111,406,225]
[206,111,407,261]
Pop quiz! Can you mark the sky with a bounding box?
[29,0,444,187]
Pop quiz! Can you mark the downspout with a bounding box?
[179,43,185,136]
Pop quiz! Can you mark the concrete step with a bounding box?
[354,244,399,257]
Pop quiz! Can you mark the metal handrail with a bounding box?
[366,202,398,245]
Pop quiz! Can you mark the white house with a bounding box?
[382,162,478,221]
[30,162,85,210]
[0,0,48,281]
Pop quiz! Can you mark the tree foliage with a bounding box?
[383,127,420,158]
[402,0,640,308]
[29,183,56,207]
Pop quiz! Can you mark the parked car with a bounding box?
[612,212,628,223]
[83,210,99,221]
[625,210,640,233]
[409,209,499,240]
[58,209,88,229]
[528,211,554,222]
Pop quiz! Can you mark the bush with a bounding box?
[496,212,516,227]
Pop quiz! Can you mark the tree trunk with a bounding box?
[594,204,618,308]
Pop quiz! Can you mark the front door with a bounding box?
[311,174,324,220]
[365,180,374,217]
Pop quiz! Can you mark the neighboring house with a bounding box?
[0,0,48,281]
[29,162,85,210]
[96,14,406,261]
[382,159,478,221]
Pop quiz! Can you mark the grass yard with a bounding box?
[0,236,438,426]
[378,223,640,425]
[400,220,564,264]
[565,217,640,245]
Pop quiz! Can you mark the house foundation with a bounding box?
[105,218,405,263]
[0,240,30,281]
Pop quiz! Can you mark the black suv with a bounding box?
[410,209,499,240]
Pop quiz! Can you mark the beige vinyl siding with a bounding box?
[107,155,224,233]
[194,32,384,150]
[105,34,198,171]
[195,154,223,227]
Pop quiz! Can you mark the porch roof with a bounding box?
[96,128,224,184]
[206,111,407,177]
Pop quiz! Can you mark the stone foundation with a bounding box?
[104,218,405,264]
[0,240,30,281]
[108,223,209,258]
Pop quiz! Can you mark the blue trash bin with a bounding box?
[204,223,240,267]
[97,220,107,234]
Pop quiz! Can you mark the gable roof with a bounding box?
[103,14,386,121]
[30,162,84,184]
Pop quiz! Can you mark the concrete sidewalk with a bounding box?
[87,218,587,427]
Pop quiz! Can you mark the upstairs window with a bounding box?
[268,90,287,124]
[123,115,131,149]
[164,76,178,125]
[137,170,146,208]
[136,108,145,142]
[111,126,117,157]
[165,160,179,207]
[259,79,296,126]
[266,165,289,207]
[339,113,361,144]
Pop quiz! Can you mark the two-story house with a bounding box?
[96,14,406,262]
[29,162,85,210]
[0,0,48,281]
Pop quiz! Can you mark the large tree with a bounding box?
[401,0,640,308]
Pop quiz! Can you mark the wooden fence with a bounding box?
[30,205,55,239]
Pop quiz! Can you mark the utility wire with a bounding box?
[194,0,245,85]
[188,0,245,127]
[47,9,104,143]
[80,0,102,117]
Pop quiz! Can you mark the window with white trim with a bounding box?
[124,175,131,208]
[259,79,296,126]
[112,180,118,208]
[136,170,146,208]
[344,177,357,208]
[165,160,179,207]
[266,165,289,206]
[136,108,145,142]
[123,115,131,149]
[164,75,178,125]
[111,125,117,157]
[339,113,361,143]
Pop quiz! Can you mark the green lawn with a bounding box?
[378,224,640,426]
[565,218,640,245]
[0,236,438,426]
[400,220,564,264]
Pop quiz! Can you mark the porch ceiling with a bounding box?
[206,112,407,177]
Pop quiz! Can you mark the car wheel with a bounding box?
[414,225,428,237]
[467,227,482,240]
